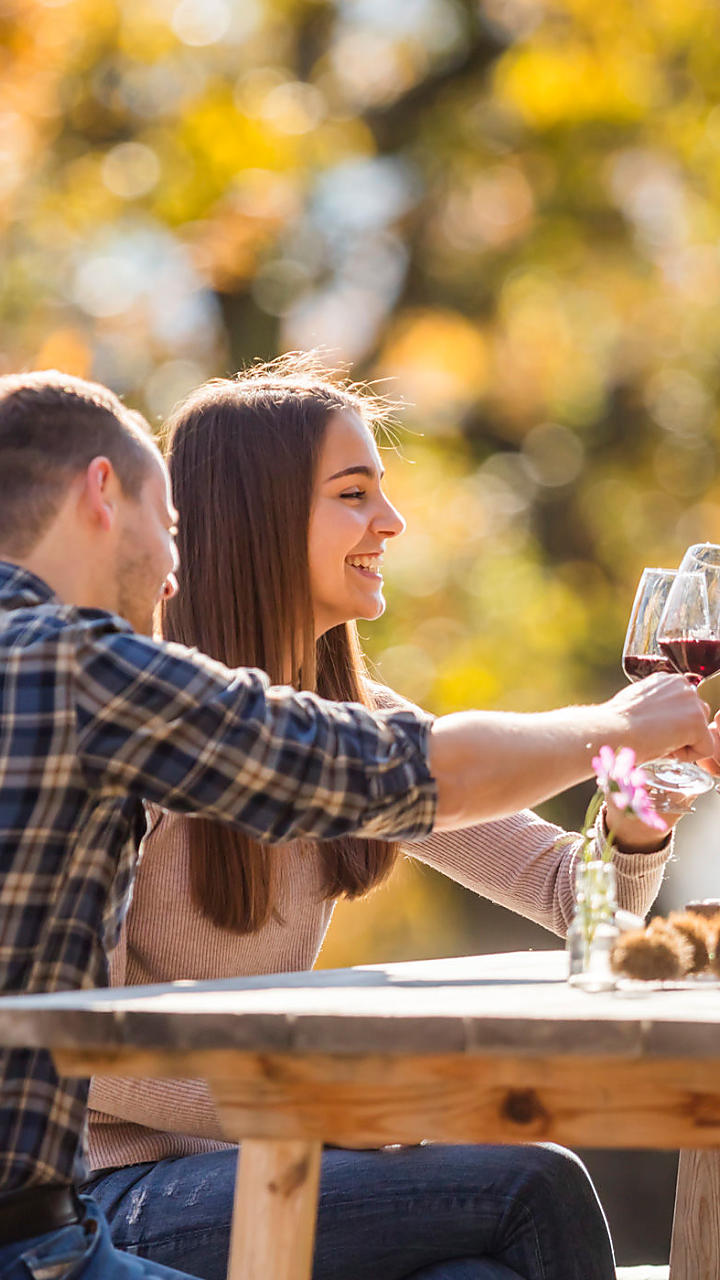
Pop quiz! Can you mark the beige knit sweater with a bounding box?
[87,686,672,1172]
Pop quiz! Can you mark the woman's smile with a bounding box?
[346,552,384,580]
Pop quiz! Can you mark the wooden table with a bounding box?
[1,950,719,1279]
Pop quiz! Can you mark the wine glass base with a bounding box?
[640,759,715,810]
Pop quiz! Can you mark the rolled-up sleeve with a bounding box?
[72,618,437,843]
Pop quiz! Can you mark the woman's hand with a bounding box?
[604,790,687,854]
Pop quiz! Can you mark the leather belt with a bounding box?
[0,1182,83,1246]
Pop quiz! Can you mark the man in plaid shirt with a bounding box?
[0,371,712,1279]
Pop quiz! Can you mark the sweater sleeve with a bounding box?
[367,681,671,937]
[406,809,670,937]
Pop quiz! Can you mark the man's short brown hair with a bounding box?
[0,370,154,555]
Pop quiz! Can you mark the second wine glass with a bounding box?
[657,568,720,685]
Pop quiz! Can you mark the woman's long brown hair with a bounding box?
[160,354,401,932]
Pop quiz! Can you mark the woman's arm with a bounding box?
[368,683,673,935]
[406,809,671,937]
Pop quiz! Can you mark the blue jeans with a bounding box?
[84,1142,615,1280]
[0,1195,198,1280]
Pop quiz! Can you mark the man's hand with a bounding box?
[605,673,713,765]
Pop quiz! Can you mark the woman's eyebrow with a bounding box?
[325,464,385,481]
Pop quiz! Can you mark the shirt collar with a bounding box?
[0,560,59,610]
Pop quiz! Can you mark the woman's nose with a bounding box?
[375,497,406,538]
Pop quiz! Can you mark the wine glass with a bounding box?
[680,543,720,573]
[657,569,720,684]
[623,568,678,683]
[679,544,720,627]
[622,568,715,804]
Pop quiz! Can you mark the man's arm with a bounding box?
[430,674,713,830]
[73,617,712,841]
[369,676,685,846]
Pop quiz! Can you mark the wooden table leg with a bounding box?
[670,1149,720,1278]
[226,1139,322,1280]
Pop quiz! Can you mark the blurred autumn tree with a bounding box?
[3,0,720,964]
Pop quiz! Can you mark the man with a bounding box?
[0,370,712,1279]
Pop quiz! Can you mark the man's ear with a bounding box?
[82,456,118,533]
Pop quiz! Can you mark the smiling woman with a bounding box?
[151,356,407,932]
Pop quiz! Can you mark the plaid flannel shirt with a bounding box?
[0,561,436,1192]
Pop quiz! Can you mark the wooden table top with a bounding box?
[2,951,720,1060]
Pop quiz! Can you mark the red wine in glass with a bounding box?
[658,636,720,683]
[622,653,676,682]
[623,568,678,684]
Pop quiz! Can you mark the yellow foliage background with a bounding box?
[3,0,720,972]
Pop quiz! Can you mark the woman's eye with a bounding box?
[340,489,365,500]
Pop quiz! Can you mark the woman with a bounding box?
[84,356,676,1280]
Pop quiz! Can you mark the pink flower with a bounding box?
[591,745,667,834]
[592,744,635,790]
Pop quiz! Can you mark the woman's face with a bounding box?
[308,410,406,636]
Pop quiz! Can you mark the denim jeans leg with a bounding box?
[85,1140,615,1280]
[312,1143,615,1280]
[407,1262,523,1280]
[0,1196,200,1280]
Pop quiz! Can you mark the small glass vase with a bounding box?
[567,859,619,992]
